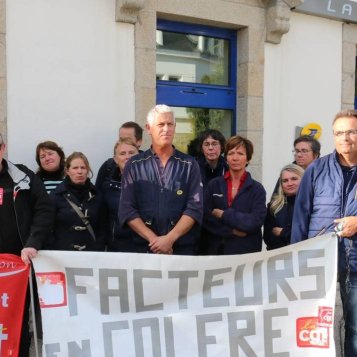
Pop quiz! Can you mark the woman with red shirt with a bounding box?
[202,135,266,255]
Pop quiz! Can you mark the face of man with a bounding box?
[119,127,142,148]
[333,117,357,158]
[294,141,316,169]
[147,112,176,149]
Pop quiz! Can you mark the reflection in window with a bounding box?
[156,30,229,86]
[172,106,232,153]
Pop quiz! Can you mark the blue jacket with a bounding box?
[263,195,295,250]
[291,151,357,272]
[119,148,203,254]
[202,172,266,255]
[49,179,106,251]
[101,169,135,252]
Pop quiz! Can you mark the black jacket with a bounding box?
[0,160,53,253]
[101,169,135,252]
[49,178,106,251]
[263,195,295,250]
[197,154,228,190]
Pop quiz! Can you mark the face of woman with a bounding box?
[281,170,301,196]
[201,136,222,164]
[66,158,88,184]
[226,145,248,173]
[114,143,138,173]
[39,148,61,172]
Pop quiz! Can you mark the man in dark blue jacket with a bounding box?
[119,105,203,255]
[291,109,357,357]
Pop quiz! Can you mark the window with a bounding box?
[156,20,237,153]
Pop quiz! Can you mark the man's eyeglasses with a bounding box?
[292,149,312,155]
[333,129,357,137]
[202,142,220,148]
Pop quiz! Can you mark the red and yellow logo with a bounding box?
[296,317,329,348]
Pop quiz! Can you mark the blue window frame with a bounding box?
[156,20,237,139]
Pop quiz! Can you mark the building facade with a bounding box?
[0,0,356,196]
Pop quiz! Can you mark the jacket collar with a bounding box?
[7,160,31,191]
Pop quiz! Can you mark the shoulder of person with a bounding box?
[245,172,266,192]
[14,163,35,176]
[129,149,150,165]
[173,149,196,163]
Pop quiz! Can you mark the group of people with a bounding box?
[1,105,357,355]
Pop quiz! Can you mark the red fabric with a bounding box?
[0,254,29,356]
[224,170,248,207]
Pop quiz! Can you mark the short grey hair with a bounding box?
[146,104,175,126]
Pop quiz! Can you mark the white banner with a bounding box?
[33,234,337,357]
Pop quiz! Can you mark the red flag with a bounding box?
[0,254,30,356]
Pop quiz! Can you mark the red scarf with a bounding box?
[224,170,248,207]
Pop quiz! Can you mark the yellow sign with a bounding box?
[301,123,322,139]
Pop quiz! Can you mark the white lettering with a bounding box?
[342,4,352,15]
[327,0,337,13]
[0,293,9,308]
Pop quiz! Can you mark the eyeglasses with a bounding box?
[202,142,220,148]
[292,149,312,155]
[333,129,357,137]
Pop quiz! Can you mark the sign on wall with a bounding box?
[32,235,338,356]
[295,0,357,23]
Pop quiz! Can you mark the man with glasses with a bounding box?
[271,135,321,196]
[292,135,321,169]
[0,132,53,355]
[291,109,357,356]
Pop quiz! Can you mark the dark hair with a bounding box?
[120,121,143,141]
[187,137,201,158]
[198,129,226,154]
[225,135,254,164]
[333,109,357,124]
[36,141,65,174]
[293,136,321,158]
[65,152,93,178]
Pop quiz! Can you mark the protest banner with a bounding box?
[33,234,337,356]
[0,254,30,356]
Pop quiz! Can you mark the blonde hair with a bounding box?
[113,137,138,156]
[270,164,304,215]
[65,152,93,178]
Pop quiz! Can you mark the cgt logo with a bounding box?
[296,317,329,348]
